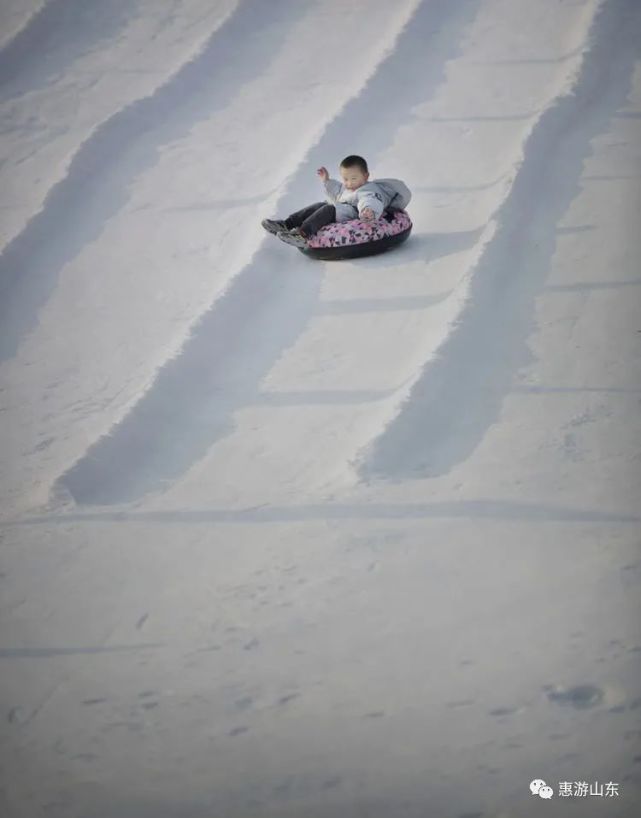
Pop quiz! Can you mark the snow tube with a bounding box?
[300,210,412,261]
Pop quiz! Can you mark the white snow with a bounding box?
[1,1,640,816]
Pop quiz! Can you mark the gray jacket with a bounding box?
[323,177,412,221]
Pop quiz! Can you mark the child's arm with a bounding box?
[317,166,342,201]
[357,186,385,220]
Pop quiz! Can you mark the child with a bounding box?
[262,155,411,248]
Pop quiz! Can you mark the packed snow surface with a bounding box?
[1,1,640,816]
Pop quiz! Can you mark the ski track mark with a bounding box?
[51,0,482,506]
[359,0,641,482]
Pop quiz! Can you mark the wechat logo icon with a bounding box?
[530,779,554,799]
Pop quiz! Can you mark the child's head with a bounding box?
[340,155,369,190]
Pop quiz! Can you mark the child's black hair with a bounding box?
[340,155,368,174]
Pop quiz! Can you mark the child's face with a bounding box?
[340,165,369,190]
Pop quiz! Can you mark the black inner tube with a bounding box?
[300,224,412,261]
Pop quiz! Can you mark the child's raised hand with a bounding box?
[317,166,329,182]
[361,207,376,221]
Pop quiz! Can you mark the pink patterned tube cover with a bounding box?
[306,210,412,249]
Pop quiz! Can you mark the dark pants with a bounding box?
[284,201,337,237]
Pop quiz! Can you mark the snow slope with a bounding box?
[1,1,640,816]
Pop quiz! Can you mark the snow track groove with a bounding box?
[55,249,323,506]
[0,0,134,103]
[275,0,480,212]
[359,0,641,482]
[0,0,305,363]
[52,0,481,507]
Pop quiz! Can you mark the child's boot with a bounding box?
[276,227,308,248]
[261,218,288,235]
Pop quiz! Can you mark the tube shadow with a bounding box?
[359,228,484,270]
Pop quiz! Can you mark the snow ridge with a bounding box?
[358,0,640,482]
